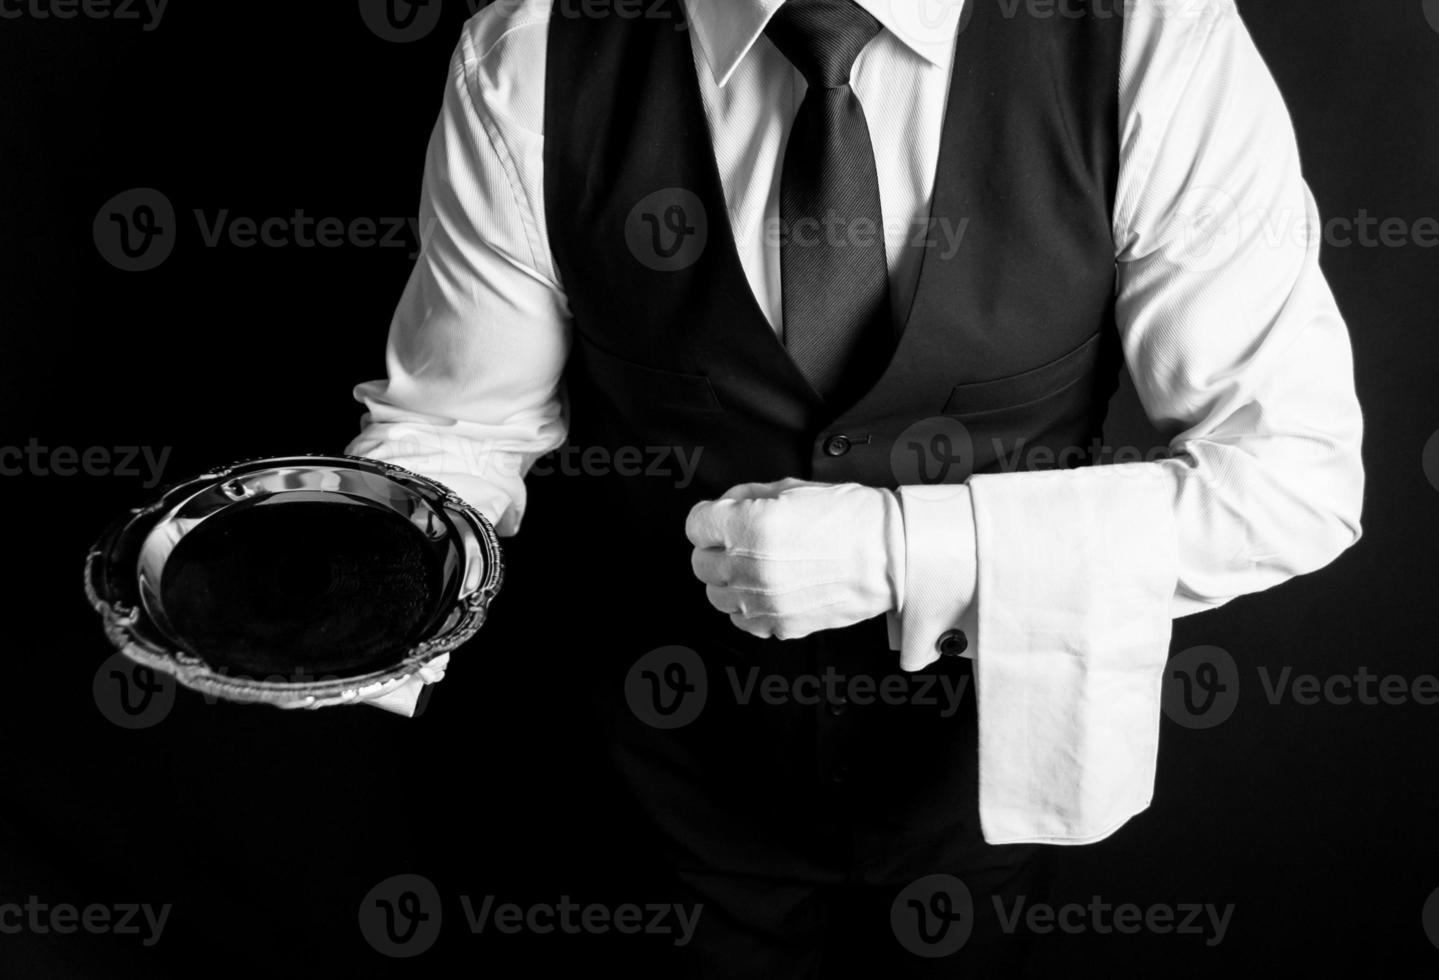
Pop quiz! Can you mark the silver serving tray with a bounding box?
[84,455,503,709]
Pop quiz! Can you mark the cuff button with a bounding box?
[936,629,969,657]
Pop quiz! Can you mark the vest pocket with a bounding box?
[572,337,724,413]
[941,331,1104,417]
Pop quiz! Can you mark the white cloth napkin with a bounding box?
[968,462,1176,844]
[360,653,450,718]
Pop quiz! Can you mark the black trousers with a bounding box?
[592,615,1051,978]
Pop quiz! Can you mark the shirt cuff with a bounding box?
[344,423,531,536]
[895,484,978,672]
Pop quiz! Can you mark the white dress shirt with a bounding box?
[348,0,1365,844]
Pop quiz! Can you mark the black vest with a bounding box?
[541,0,1123,625]
[532,0,1125,867]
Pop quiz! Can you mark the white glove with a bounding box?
[685,478,906,640]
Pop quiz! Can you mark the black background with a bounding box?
[2,1,1438,976]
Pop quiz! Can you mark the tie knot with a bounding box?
[764,0,882,90]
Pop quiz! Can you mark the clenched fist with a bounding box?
[685,478,906,640]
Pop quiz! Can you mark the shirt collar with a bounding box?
[683,0,959,87]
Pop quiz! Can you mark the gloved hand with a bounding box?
[685,478,906,640]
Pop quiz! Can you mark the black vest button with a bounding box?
[827,695,849,717]
[823,434,851,457]
[937,629,969,657]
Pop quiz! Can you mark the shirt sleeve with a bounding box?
[897,0,1365,843]
[346,20,570,537]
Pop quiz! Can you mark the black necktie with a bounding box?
[765,0,893,405]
